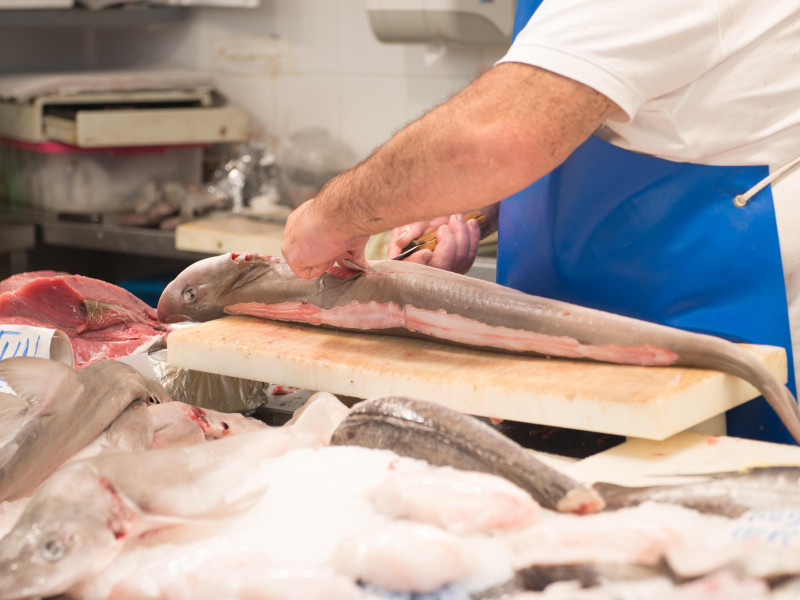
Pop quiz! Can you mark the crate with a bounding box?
[0,138,202,216]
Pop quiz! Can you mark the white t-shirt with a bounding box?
[498,0,800,385]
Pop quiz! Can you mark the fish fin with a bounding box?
[0,357,79,417]
[220,263,271,296]
[0,440,20,470]
[0,392,29,426]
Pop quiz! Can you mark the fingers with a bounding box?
[388,223,428,257]
[446,214,480,274]
[282,199,370,279]
[422,215,480,274]
[388,216,449,258]
[336,249,370,271]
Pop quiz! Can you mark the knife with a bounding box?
[392,210,487,261]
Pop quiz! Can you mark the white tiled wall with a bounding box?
[178,1,508,161]
[0,1,508,164]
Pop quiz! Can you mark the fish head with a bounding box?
[157,252,290,323]
[0,465,132,599]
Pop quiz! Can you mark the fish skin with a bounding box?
[596,466,800,518]
[0,462,135,600]
[517,562,670,592]
[0,356,169,502]
[330,396,605,514]
[0,428,279,600]
[156,252,800,444]
[101,401,267,453]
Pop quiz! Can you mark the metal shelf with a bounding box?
[0,6,189,27]
[0,209,210,261]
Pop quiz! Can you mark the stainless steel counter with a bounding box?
[0,210,210,261]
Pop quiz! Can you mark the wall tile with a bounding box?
[340,73,408,159]
[340,0,407,76]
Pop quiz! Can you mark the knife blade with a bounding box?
[392,210,487,261]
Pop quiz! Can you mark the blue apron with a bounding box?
[500,0,796,444]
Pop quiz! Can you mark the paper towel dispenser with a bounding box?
[367,0,515,46]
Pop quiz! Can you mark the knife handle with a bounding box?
[399,211,487,255]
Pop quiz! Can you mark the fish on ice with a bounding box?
[0,356,169,502]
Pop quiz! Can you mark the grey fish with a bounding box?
[156,252,800,444]
[0,427,280,600]
[330,396,605,514]
[517,562,672,591]
[596,466,800,518]
[0,391,349,599]
[0,356,168,502]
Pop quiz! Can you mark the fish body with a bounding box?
[330,396,605,514]
[157,252,800,443]
[99,400,267,453]
[0,429,277,600]
[0,392,352,599]
[0,357,169,502]
[0,461,133,600]
[597,466,800,518]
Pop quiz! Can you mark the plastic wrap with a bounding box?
[208,140,284,215]
[148,349,270,413]
[281,128,358,208]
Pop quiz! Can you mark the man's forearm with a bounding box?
[314,62,618,239]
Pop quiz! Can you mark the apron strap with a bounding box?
[735,154,800,207]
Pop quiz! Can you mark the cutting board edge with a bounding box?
[166,327,782,441]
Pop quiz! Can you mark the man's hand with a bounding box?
[280,63,618,279]
[388,214,481,274]
[281,199,370,279]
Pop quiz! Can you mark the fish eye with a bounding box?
[40,538,66,562]
[182,286,197,304]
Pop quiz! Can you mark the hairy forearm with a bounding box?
[311,62,618,239]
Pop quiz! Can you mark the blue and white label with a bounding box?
[0,326,72,394]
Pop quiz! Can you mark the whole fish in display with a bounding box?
[69,400,267,458]
[0,356,168,502]
[596,466,800,518]
[157,252,800,443]
[0,392,354,600]
[0,430,274,600]
[330,396,605,514]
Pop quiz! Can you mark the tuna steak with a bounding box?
[0,273,166,335]
[156,252,800,443]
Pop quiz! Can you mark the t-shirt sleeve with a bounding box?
[498,0,725,122]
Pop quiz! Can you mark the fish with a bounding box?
[156,252,800,444]
[71,400,268,457]
[0,356,169,502]
[0,392,353,599]
[596,466,800,518]
[516,562,671,592]
[330,396,605,514]
[0,429,276,600]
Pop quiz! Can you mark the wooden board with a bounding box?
[165,316,788,441]
[174,214,285,255]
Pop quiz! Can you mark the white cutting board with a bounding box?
[174,214,285,255]
[561,431,800,487]
[165,316,788,441]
